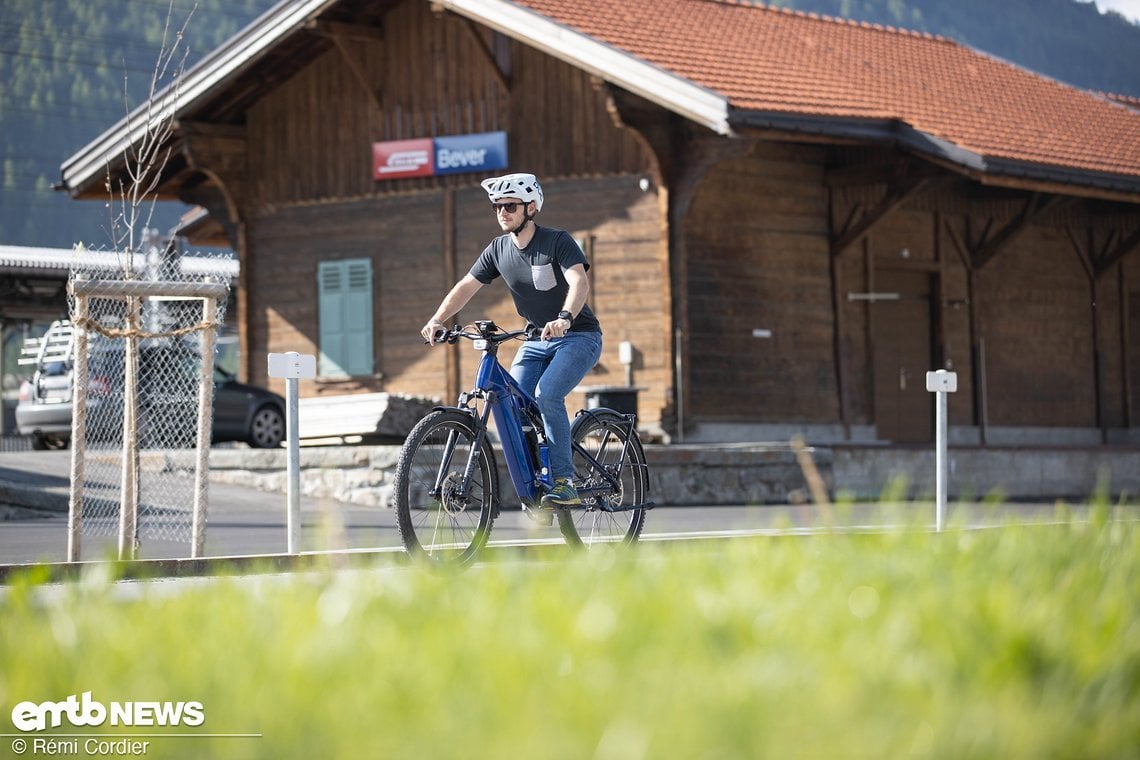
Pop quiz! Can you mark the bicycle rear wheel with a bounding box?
[393,409,498,567]
[558,409,647,547]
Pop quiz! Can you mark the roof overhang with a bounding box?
[58,0,342,199]
[435,0,731,136]
[730,109,1140,201]
[0,245,238,279]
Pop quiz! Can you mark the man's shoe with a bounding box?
[523,504,554,527]
[541,478,582,508]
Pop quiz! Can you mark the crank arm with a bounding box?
[595,501,655,513]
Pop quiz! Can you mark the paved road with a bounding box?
[1,449,1132,568]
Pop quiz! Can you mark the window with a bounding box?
[317,259,374,377]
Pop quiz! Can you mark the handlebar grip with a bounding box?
[423,329,449,345]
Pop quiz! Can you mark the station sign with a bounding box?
[372,131,507,180]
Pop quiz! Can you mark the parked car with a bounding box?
[15,323,285,450]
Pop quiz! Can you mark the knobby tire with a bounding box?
[558,409,648,547]
[393,409,498,567]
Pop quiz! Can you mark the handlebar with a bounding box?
[426,319,529,346]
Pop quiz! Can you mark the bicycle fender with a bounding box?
[431,404,475,417]
[571,407,650,495]
[572,407,638,436]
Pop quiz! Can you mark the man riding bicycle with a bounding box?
[421,173,603,523]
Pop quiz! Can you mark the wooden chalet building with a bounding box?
[59,0,1140,446]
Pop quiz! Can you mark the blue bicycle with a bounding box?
[393,320,652,566]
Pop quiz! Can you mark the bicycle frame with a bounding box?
[475,350,547,505]
[396,320,652,566]
[434,328,636,511]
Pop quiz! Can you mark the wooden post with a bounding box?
[443,188,460,403]
[119,296,140,561]
[192,296,218,558]
[67,293,89,562]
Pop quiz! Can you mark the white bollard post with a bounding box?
[925,370,958,532]
[268,352,317,554]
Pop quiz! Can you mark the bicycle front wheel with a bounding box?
[393,409,498,567]
[558,409,648,548]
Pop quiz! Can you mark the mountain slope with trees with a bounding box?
[1,0,1137,250]
[0,0,275,250]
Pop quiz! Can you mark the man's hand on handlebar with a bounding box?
[540,316,571,341]
[421,318,448,345]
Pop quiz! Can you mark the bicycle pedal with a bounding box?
[523,505,554,527]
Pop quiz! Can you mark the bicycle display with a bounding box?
[392,320,652,567]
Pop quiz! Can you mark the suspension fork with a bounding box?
[429,399,493,500]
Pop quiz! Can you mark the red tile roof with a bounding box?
[508,0,1140,182]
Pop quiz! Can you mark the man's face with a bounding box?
[491,197,528,230]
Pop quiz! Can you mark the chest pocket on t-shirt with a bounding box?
[531,263,557,291]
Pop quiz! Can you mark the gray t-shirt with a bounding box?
[469,225,601,334]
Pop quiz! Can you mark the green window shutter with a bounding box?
[318,259,374,377]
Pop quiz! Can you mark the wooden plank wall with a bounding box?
[245,191,444,394]
[231,0,1140,439]
[973,224,1098,427]
[684,139,1140,436]
[236,0,662,418]
[244,0,647,213]
[244,175,668,425]
[683,141,837,422]
[1129,261,1140,425]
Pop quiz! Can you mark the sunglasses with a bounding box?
[491,201,524,214]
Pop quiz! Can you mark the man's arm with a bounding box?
[562,263,590,317]
[540,263,590,340]
[422,274,484,344]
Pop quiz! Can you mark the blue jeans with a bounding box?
[510,331,603,481]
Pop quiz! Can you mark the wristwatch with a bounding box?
[557,310,574,323]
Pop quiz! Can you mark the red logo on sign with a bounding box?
[372,138,434,179]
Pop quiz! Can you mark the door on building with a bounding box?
[872,269,934,443]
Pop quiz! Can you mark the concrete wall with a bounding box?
[190,443,1138,508]
[197,444,816,509]
[831,446,1140,502]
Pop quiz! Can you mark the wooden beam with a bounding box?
[328,34,383,113]
[442,189,459,403]
[177,121,246,248]
[1063,224,1107,441]
[971,194,1068,271]
[176,121,247,179]
[942,219,973,272]
[825,163,900,188]
[830,172,939,257]
[1064,225,1096,281]
[304,20,384,112]
[430,6,509,91]
[459,18,509,91]
[306,19,384,43]
[1094,224,1140,277]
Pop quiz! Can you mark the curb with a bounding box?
[0,480,68,513]
[0,542,582,585]
[0,547,408,585]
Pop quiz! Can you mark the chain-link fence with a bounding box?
[66,248,234,560]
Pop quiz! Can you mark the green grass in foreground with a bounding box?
[2,511,1138,759]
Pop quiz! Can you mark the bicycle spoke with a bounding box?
[559,412,646,548]
[394,411,496,566]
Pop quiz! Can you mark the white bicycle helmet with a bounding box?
[481,173,544,212]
